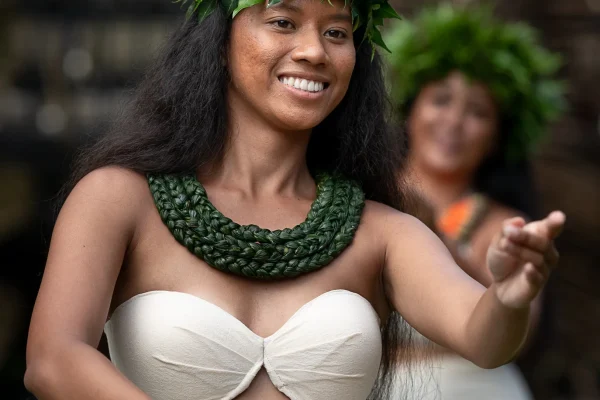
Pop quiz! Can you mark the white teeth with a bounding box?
[280,76,326,92]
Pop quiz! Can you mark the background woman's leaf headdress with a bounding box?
[175,0,400,54]
[384,4,567,160]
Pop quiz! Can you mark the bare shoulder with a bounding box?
[58,166,152,245]
[361,199,434,243]
[68,166,150,209]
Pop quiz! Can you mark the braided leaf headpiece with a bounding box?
[384,4,566,160]
[149,173,365,280]
[176,0,400,53]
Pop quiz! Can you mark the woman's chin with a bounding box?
[274,114,325,133]
[422,156,471,178]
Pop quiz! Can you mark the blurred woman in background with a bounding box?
[385,4,566,399]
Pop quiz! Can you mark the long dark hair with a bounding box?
[61,7,412,399]
[474,117,540,219]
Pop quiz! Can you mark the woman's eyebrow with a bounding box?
[327,12,352,24]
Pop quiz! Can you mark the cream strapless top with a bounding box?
[104,290,382,400]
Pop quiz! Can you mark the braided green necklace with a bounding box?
[148,173,365,280]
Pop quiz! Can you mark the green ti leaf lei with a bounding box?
[175,0,400,55]
[148,173,365,280]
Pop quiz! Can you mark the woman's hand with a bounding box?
[487,211,565,309]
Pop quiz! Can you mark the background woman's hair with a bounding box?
[474,117,540,219]
[59,6,414,399]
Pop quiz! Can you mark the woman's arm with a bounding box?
[24,167,151,400]
[382,209,563,368]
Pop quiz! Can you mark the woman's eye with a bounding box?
[325,30,346,39]
[432,93,451,106]
[274,20,294,29]
[468,104,491,119]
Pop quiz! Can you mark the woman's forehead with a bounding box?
[436,73,493,98]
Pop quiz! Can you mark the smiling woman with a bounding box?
[24,1,565,400]
[226,0,356,132]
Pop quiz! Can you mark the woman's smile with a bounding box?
[278,74,330,99]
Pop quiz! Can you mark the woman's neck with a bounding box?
[408,161,474,214]
[201,106,314,199]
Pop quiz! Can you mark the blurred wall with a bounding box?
[0,2,182,398]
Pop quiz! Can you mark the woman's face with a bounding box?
[408,71,499,178]
[227,0,355,131]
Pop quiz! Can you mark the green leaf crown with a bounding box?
[384,4,567,160]
[175,0,401,54]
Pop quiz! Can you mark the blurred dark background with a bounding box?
[0,0,598,399]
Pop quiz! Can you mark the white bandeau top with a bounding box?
[105,289,382,400]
